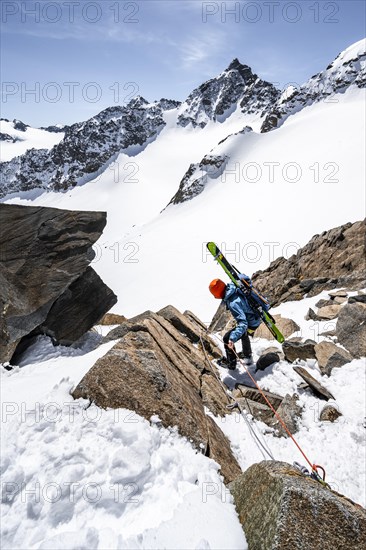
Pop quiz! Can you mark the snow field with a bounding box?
[0,120,64,162]
[1,290,365,549]
[1,337,247,550]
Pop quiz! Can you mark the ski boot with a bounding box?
[217,357,237,370]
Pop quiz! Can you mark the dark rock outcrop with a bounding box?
[256,352,280,371]
[167,154,228,205]
[252,219,365,306]
[13,119,29,132]
[336,302,366,358]
[72,308,240,483]
[0,204,116,363]
[0,133,18,143]
[230,461,366,550]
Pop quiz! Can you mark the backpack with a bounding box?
[238,274,271,313]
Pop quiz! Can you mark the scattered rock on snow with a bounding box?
[348,295,366,305]
[320,404,343,422]
[232,386,302,436]
[282,339,316,362]
[333,296,348,304]
[316,304,343,320]
[268,394,302,437]
[256,352,281,371]
[229,461,366,550]
[260,346,285,360]
[315,298,334,309]
[235,398,274,424]
[305,308,322,321]
[314,341,352,376]
[255,315,300,340]
[99,313,127,325]
[233,386,283,410]
[293,366,335,401]
[336,302,366,358]
[329,290,348,298]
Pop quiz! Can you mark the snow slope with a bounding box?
[1,335,247,550]
[1,291,365,550]
[0,120,64,162]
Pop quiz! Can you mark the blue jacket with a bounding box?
[223,283,262,342]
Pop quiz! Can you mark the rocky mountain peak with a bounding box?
[225,58,255,81]
[127,95,150,109]
[178,58,280,128]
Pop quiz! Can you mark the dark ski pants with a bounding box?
[223,329,254,363]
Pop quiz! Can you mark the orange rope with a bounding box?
[230,346,323,477]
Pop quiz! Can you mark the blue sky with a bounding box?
[1,0,365,126]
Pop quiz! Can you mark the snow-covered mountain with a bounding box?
[177,58,280,128]
[0,98,180,196]
[1,40,365,201]
[261,38,366,131]
[0,118,65,162]
[1,38,366,550]
[1,39,365,320]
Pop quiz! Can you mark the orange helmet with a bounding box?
[209,278,226,299]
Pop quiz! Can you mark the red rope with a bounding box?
[232,348,323,477]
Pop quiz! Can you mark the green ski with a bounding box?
[207,241,285,343]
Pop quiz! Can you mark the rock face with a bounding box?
[72,309,240,483]
[252,219,366,306]
[0,204,117,363]
[230,461,366,550]
[261,39,366,132]
[0,97,178,198]
[167,154,229,205]
[336,302,366,358]
[177,58,280,128]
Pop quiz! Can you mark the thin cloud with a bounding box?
[179,30,227,69]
